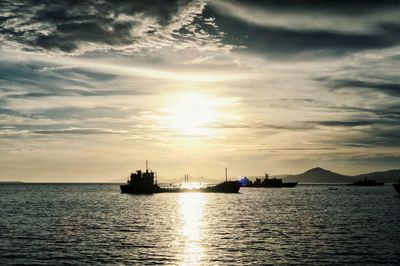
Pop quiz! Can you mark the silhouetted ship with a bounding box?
[120,162,240,194]
[393,180,400,194]
[241,172,297,188]
[120,162,161,194]
[198,169,240,193]
[346,177,384,186]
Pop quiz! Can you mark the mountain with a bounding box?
[284,167,400,184]
[354,170,400,183]
[284,167,352,183]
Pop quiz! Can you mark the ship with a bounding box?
[120,162,240,194]
[393,180,400,194]
[263,173,298,188]
[197,168,240,193]
[120,161,162,194]
[346,177,384,186]
[242,172,297,188]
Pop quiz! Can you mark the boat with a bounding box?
[197,169,240,193]
[120,162,240,194]
[120,161,162,194]
[243,172,297,188]
[393,180,400,194]
[346,177,384,186]
[328,187,338,191]
[263,173,298,188]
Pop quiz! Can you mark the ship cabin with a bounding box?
[128,169,157,186]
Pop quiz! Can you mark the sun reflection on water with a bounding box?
[178,193,207,266]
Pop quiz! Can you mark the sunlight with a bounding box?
[178,193,207,266]
[183,182,202,190]
[162,92,239,136]
[168,93,216,135]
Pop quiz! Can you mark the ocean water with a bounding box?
[0,184,399,265]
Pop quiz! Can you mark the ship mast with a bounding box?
[225,168,228,182]
[146,160,148,172]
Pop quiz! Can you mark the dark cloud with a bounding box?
[341,143,373,148]
[314,115,400,127]
[312,117,400,147]
[206,0,400,57]
[349,126,400,148]
[0,0,212,53]
[323,79,400,97]
[317,120,376,127]
[337,105,400,117]
[230,24,395,56]
[2,0,400,56]
[220,0,400,14]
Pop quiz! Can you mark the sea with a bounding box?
[0,184,399,265]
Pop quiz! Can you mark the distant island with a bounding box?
[0,181,24,183]
[283,167,400,184]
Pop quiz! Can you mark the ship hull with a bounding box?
[281,182,298,188]
[120,184,161,194]
[200,181,241,193]
[394,184,400,194]
[249,182,298,188]
[121,181,241,194]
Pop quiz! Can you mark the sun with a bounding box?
[167,93,217,135]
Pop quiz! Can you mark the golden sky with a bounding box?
[1,1,400,182]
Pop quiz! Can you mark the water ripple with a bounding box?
[0,184,399,265]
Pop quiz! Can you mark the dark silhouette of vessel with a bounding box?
[120,161,161,194]
[198,168,240,193]
[120,162,240,194]
[393,180,400,194]
[346,177,384,186]
[241,172,297,188]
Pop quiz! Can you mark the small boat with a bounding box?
[328,187,338,191]
[393,180,400,194]
[346,177,384,186]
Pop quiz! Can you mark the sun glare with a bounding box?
[178,193,206,265]
[168,93,216,135]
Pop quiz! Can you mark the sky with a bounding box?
[1,0,400,182]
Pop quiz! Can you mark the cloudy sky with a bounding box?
[1,0,400,182]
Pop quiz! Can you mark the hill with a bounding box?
[354,169,400,183]
[284,167,400,184]
[284,167,352,183]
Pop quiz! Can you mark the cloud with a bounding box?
[211,0,400,34]
[324,79,400,97]
[33,128,128,135]
[207,0,400,57]
[0,0,228,54]
[341,143,373,148]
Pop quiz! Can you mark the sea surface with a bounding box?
[0,184,399,265]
